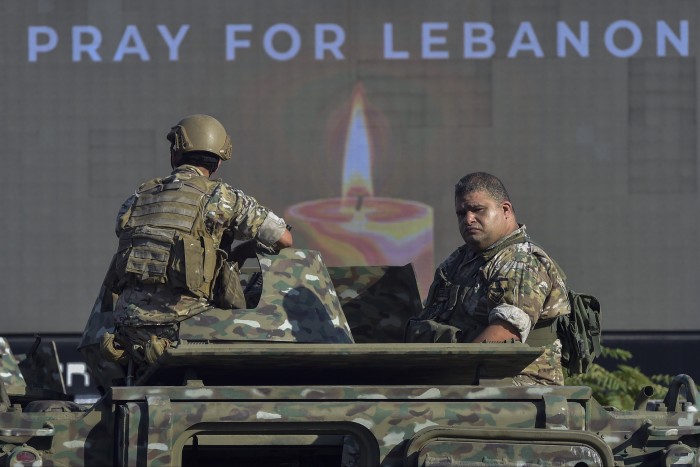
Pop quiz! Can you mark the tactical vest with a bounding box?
[115,174,223,300]
[422,244,491,341]
[420,232,559,344]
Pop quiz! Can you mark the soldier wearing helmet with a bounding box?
[94,114,292,380]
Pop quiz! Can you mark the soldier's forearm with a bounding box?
[471,320,521,343]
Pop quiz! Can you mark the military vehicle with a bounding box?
[1,246,699,466]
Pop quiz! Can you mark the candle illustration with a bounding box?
[285,84,434,297]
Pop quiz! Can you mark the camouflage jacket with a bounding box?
[116,165,287,248]
[112,165,288,326]
[421,225,570,385]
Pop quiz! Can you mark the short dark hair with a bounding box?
[454,172,511,204]
[173,151,219,174]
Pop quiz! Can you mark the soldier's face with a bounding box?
[455,190,513,251]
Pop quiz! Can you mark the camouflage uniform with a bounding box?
[104,165,288,373]
[112,165,287,321]
[417,225,569,385]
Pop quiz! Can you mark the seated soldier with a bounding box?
[406,172,570,386]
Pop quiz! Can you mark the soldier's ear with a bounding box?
[502,201,514,218]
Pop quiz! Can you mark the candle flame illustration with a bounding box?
[342,84,374,200]
[285,82,435,297]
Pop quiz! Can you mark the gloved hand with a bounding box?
[255,241,278,255]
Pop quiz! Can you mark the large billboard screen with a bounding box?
[1,0,697,333]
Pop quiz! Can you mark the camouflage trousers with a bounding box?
[91,322,181,388]
[109,285,209,380]
[519,339,565,386]
[107,324,178,381]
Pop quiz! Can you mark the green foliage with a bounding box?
[565,346,672,410]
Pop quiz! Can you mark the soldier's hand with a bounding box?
[255,241,278,255]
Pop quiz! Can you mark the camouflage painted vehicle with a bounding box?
[1,247,699,466]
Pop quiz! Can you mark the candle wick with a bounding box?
[355,195,364,211]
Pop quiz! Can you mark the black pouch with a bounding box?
[405,318,463,343]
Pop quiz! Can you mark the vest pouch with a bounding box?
[213,260,246,309]
[123,227,175,284]
[201,236,218,284]
[168,234,219,299]
[405,318,463,343]
[176,236,206,293]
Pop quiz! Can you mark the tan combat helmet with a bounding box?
[167,114,232,161]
